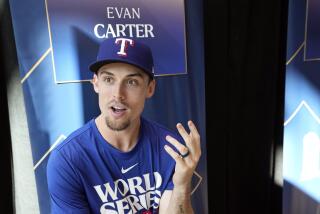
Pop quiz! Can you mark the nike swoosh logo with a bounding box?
[121,163,138,174]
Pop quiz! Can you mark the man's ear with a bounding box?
[146,79,156,98]
[92,73,99,93]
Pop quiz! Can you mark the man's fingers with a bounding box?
[176,123,190,146]
[164,145,184,163]
[188,120,200,144]
[176,121,200,153]
[165,135,189,156]
[187,121,201,160]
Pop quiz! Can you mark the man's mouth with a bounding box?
[110,106,127,113]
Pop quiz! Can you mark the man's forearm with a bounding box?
[162,121,201,214]
[164,185,194,214]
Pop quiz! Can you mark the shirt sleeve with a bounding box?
[47,150,90,214]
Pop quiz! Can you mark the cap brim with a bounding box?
[89,59,154,79]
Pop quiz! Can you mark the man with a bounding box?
[47,37,201,214]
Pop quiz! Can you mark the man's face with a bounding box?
[92,62,155,131]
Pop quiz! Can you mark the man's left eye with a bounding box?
[128,79,138,85]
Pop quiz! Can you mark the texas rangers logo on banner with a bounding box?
[46,0,187,83]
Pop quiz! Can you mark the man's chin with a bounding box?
[105,118,130,131]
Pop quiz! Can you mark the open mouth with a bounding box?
[110,106,127,113]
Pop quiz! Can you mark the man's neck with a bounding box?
[95,115,141,152]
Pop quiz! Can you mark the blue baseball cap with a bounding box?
[89,38,154,79]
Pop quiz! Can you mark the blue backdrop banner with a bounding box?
[284,0,320,213]
[9,0,207,213]
[47,0,187,82]
[305,0,320,60]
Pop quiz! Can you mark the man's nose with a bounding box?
[112,83,125,100]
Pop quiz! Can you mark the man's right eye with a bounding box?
[103,77,113,83]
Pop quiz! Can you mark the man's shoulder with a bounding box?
[47,119,98,178]
[51,119,95,158]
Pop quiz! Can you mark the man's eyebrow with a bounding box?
[99,70,114,76]
[98,70,144,78]
[126,72,144,78]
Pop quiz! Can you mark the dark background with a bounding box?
[0,0,15,213]
[203,0,288,213]
[0,0,288,213]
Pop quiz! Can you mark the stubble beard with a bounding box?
[105,116,130,131]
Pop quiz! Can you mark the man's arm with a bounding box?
[159,120,201,214]
[159,188,193,214]
[47,150,90,213]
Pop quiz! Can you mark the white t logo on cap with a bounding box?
[115,38,134,57]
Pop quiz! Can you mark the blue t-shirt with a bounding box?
[47,117,181,214]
